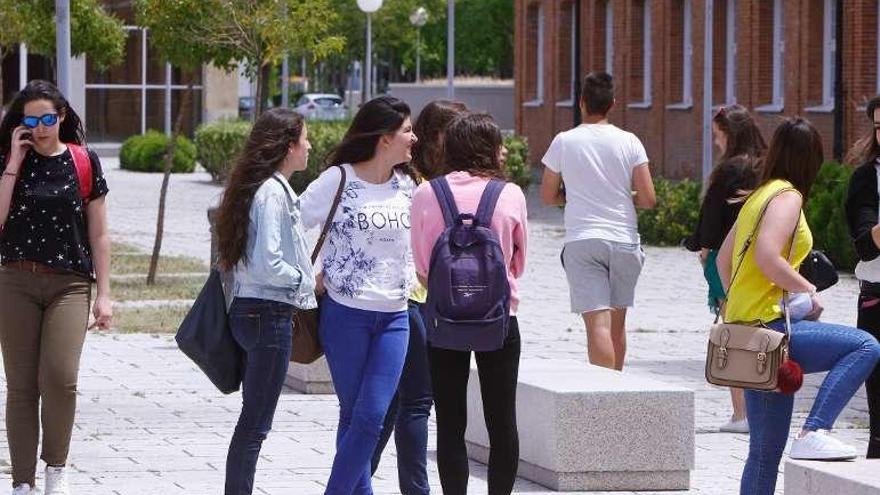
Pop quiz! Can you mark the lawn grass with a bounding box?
[111,242,208,275]
[111,305,191,333]
[110,275,206,302]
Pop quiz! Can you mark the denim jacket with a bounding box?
[232,172,317,309]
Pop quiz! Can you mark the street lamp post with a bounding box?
[409,7,428,84]
[55,0,72,96]
[357,0,384,103]
[447,0,454,98]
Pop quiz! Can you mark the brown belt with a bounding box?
[1,260,65,274]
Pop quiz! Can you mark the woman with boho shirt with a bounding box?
[300,96,417,495]
[717,117,880,494]
[844,94,880,458]
[214,108,317,494]
[685,104,764,434]
[0,80,112,495]
[370,99,468,494]
[411,113,528,494]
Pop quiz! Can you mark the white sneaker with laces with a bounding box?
[790,429,858,460]
[11,483,35,495]
[44,465,70,495]
[720,415,749,434]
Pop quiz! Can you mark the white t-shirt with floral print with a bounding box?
[300,163,415,313]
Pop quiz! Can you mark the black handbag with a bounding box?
[176,269,242,394]
[799,249,838,292]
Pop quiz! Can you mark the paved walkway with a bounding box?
[0,162,870,493]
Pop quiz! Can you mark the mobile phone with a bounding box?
[20,131,32,141]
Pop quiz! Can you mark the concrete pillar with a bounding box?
[203,66,239,123]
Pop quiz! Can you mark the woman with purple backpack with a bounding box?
[411,113,528,494]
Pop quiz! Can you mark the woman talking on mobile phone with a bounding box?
[0,80,112,495]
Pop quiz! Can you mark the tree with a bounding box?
[136,0,343,284]
[0,0,124,108]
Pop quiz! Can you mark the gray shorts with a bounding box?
[561,238,645,314]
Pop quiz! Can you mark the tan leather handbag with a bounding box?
[291,166,346,364]
[705,188,798,391]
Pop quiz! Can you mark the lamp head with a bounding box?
[357,0,383,13]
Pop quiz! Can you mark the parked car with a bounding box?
[293,93,348,121]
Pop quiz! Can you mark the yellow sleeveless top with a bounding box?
[724,179,812,324]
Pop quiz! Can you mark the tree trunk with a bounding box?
[146,84,194,285]
[255,64,270,119]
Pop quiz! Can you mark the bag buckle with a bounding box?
[716,347,728,369]
[757,352,767,373]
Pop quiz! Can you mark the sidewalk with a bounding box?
[0,163,868,493]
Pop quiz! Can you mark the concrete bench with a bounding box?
[285,358,335,394]
[786,459,880,494]
[464,359,695,491]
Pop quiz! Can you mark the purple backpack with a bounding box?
[423,177,511,352]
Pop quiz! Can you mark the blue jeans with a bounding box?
[320,296,409,495]
[740,318,880,495]
[224,298,295,495]
[371,301,432,495]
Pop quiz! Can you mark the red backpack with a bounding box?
[0,143,92,233]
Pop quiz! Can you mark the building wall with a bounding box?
[515,0,880,179]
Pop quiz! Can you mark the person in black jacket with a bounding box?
[844,95,880,458]
[685,104,765,434]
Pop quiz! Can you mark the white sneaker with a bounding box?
[720,416,750,434]
[44,465,70,495]
[11,484,35,495]
[790,429,858,460]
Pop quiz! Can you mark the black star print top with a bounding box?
[0,147,109,278]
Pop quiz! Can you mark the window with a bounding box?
[592,0,613,74]
[805,0,836,110]
[524,4,544,105]
[725,0,737,103]
[628,0,652,107]
[668,0,693,108]
[756,0,784,112]
[712,0,736,106]
[557,1,576,104]
[84,25,203,142]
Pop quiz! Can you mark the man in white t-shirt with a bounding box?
[540,71,656,371]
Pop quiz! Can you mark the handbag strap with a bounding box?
[720,187,801,339]
[310,165,347,265]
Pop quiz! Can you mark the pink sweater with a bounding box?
[411,172,528,313]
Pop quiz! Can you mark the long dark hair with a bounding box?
[844,95,880,166]
[412,100,468,179]
[0,80,85,156]
[444,113,506,180]
[759,117,824,201]
[326,96,416,180]
[216,108,305,270]
[713,104,767,163]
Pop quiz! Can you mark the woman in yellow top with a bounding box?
[718,117,880,495]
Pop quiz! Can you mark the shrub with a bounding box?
[637,178,701,246]
[503,135,532,191]
[290,120,350,193]
[194,119,251,182]
[119,130,197,173]
[805,161,856,271]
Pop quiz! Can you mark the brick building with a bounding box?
[515,0,880,180]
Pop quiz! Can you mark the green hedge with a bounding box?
[637,178,701,246]
[194,119,252,182]
[194,118,533,193]
[635,163,857,271]
[503,135,531,191]
[805,162,856,271]
[119,130,197,173]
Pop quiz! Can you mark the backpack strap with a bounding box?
[430,176,461,228]
[474,179,505,228]
[67,144,93,203]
